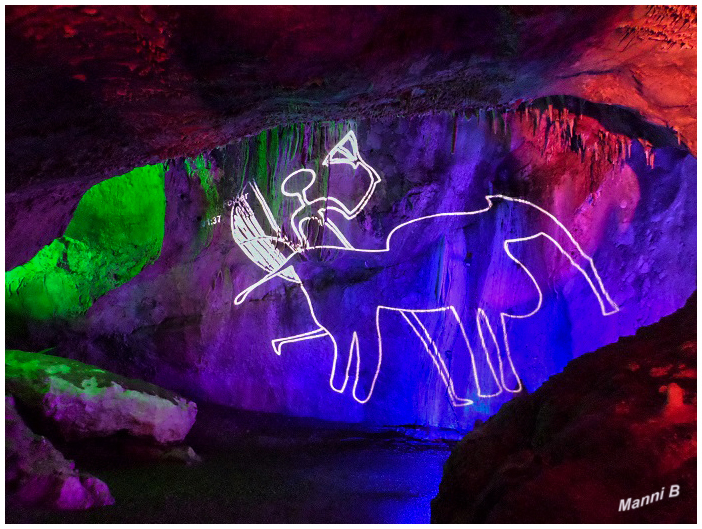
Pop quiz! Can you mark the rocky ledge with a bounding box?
[6,349,197,444]
[6,350,200,510]
[431,293,696,523]
[6,395,115,510]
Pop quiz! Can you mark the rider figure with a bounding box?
[280,131,381,250]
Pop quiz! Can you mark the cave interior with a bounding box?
[4,5,697,524]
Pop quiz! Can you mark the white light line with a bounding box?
[249,181,281,233]
[316,218,354,249]
[474,308,503,398]
[230,195,299,284]
[269,283,353,394]
[281,131,382,250]
[231,130,620,407]
[401,310,474,406]
[235,196,619,404]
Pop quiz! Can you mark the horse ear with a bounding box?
[323,131,360,167]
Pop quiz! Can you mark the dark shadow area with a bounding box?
[5,18,149,194]
[6,403,455,524]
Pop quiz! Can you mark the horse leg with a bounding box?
[451,307,502,399]
[326,327,356,394]
[291,282,355,394]
[482,309,522,393]
[349,307,385,404]
[271,328,327,356]
[400,309,474,406]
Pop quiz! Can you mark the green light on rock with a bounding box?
[5,164,166,325]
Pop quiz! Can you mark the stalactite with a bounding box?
[255,130,269,195]
[300,123,307,168]
[306,122,314,168]
[291,122,301,166]
[496,96,662,174]
[451,112,458,154]
[269,127,280,184]
[641,139,655,168]
[240,138,250,187]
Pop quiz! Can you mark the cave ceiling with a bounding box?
[6,5,696,196]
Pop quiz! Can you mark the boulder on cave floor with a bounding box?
[6,395,115,510]
[431,293,696,524]
[6,349,197,444]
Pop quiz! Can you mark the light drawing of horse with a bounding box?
[230,131,620,406]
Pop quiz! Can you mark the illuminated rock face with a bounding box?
[6,165,166,339]
[5,7,696,268]
[6,350,197,444]
[4,4,698,427]
[6,395,115,510]
[6,105,693,428]
[431,293,696,523]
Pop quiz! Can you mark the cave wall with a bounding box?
[6,165,166,344]
[6,102,694,428]
[6,6,697,272]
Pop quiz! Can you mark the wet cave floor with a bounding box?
[7,403,457,524]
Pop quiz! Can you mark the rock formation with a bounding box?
[6,395,115,510]
[6,6,696,265]
[431,293,696,523]
[6,106,695,428]
[6,349,197,444]
[3,5,696,522]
